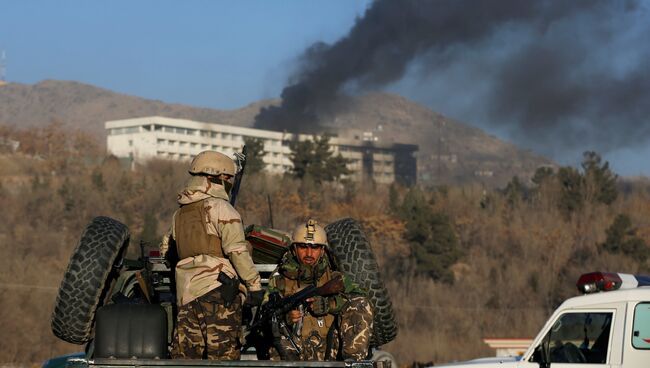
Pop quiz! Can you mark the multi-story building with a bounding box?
[106,116,417,185]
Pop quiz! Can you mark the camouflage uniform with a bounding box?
[161,175,261,360]
[266,252,373,361]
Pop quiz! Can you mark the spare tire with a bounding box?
[325,218,397,347]
[51,216,130,344]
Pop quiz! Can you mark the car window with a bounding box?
[633,303,650,349]
[532,312,612,364]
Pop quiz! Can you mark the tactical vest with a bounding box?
[175,199,223,259]
[281,268,336,351]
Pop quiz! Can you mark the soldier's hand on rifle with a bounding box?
[245,289,265,306]
[308,295,331,316]
[288,309,303,324]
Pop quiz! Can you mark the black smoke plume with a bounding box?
[255,0,649,157]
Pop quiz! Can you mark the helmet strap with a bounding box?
[206,175,233,194]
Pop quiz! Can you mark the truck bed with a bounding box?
[65,358,387,368]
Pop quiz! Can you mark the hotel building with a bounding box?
[106,116,417,185]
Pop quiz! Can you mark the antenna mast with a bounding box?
[0,50,6,83]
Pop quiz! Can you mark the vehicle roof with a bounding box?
[560,286,650,309]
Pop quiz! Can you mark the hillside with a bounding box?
[0,80,552,186]
[0,80,267,138]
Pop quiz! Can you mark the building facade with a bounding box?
[106,116,417,185]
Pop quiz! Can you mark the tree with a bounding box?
[557,166,584,216]
[601,214,649,262]
[388,183,400,214]
[532,166,555,186]
[399,187,462,283]
[581,151,618,205]
[503,175,527,207]
[243,136,266,175]
[288,135,350,183]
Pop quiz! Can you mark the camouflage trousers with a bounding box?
[171,288,243,360]
[278,296,373,361]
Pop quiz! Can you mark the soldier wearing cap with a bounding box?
[160,151,264,360]
[266,219,373,361]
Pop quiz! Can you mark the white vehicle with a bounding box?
[436,272,650,368]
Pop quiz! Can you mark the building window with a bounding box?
[168,140,176,146]
[187,129,196,136]
[157,139,165,145]
[212,145,218,150]
[222,133,230,140]
[164,126,174,133]
[211,132,218,138]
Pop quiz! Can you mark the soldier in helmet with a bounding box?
[160,151,264,360]
[266,219,373,361]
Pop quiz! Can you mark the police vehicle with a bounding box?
[435,272,650,368]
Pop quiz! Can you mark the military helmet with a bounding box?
[291,219,328,247]
[189,151,236,177]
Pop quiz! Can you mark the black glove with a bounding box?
[245,289,265,307]
[217,272,240,307]
[309,295,331,316]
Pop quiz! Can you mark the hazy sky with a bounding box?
[2,1,650,177]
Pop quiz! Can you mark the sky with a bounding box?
[2,0,650,177]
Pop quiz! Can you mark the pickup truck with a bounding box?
[436,272,650,368]
[44,217,397,368]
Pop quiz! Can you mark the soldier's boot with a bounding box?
[339,296,373,360]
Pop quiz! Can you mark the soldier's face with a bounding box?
[295,243,324,266]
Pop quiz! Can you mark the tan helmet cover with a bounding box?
[189,151,236,177]
[291,219,328,246]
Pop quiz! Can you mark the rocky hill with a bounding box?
[0,80,552,186]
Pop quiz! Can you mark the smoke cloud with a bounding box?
[255,0,649,158]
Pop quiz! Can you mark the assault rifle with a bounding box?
[249,274,345,359]
[255,274,344,328]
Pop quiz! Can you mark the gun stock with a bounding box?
[314,273,344,296]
